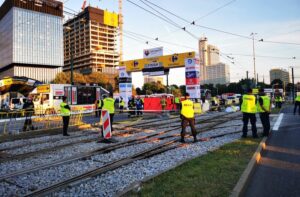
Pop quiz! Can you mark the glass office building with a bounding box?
[0,0,63,83]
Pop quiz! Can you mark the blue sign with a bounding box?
[185,71,199,79]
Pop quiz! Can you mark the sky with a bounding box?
[1,0,299,87]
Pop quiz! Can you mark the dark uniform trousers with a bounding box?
[110,113,114,131]
[259,112,270,136]
[63,116,70,135]
[242,113,257,137]
[294,101,300,115]
[181,116,197,139]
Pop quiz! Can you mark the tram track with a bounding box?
[0,113,242,189]
[0,113,233,162]
[23,129,242,197]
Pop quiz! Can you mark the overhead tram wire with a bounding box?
[124,30,195,50]
[194,0,237,21]
[138,0,183,28]
[124,29,297,61]
[123,32,176,53]
[156,0,238,39]
[123,33,175,53]
[62,5,298,61]
[138,0,300,46]
[125,0,199,40]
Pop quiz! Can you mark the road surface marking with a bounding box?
[272,113,283,131]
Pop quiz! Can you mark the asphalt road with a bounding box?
[244,105,300,197]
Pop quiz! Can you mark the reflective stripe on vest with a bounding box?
[241,94,256,113]
[257,96,270,113]
[102,98,115,114]
[60,102,70,116]
[181,100,194,118]
[296,96,300,102]
[98,100,102,107]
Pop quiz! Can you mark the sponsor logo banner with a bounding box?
[144,47,163,58]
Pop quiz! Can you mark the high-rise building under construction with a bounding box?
[63,6,119,75]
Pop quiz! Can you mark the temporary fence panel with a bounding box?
[143,97,176,112]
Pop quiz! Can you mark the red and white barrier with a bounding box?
[101,110,111,139]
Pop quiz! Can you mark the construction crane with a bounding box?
[81,0,87,10]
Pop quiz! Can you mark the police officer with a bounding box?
[241,88,258,138]
[257,89,271,137]
[60,96,71,136]
[160,96,167,111]
[275,95,283,109]
[119,97,125,113]
[294,94,300,115]
[180,93,197,143]
[102,93,115,131]
[136,96,143,116]
[22,96,35,132]
[127,96,136,117]
[174,96,181,110]
[95,98,103,117]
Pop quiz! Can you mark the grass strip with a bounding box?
[124,138,260,197]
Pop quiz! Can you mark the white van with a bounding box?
[30,84,69,115]
[9,97,27,110]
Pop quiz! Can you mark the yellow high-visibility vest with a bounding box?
[296,96,300,102]
[120,100,125,107]
[175,97,180,104]
[60,102,70,116]
[102,98,115,114]
[257,95,271,113]
[275,96,282,102]
[181,99,194,118]
[241,94,256,113]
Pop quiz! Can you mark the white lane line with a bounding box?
[272,113,284,131]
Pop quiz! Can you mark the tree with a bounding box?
[53,72,86,84]
[53,72,69,84]
[84,72,108,85]
[142,81,166,95]
[271,79,283,86]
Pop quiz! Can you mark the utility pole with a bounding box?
[250,33,257,86]
[292,67,295,104]
[71,44,74,85]
[257,73,259,83]
[246,71,249,79]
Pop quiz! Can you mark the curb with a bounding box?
[230,137,268,197]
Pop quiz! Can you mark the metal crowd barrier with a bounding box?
[0,110,86,136]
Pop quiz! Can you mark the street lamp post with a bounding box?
[250,32,257,86]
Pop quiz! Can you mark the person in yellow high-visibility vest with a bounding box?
[257,89,271,137]
[180,93,197,143]
[241,88,258,138]
[102,93,115,131]
[174,96,181,110]
[60,96,71,136]
[95,98,103,117]
[294,94,300,115]
[275,95,283,109]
